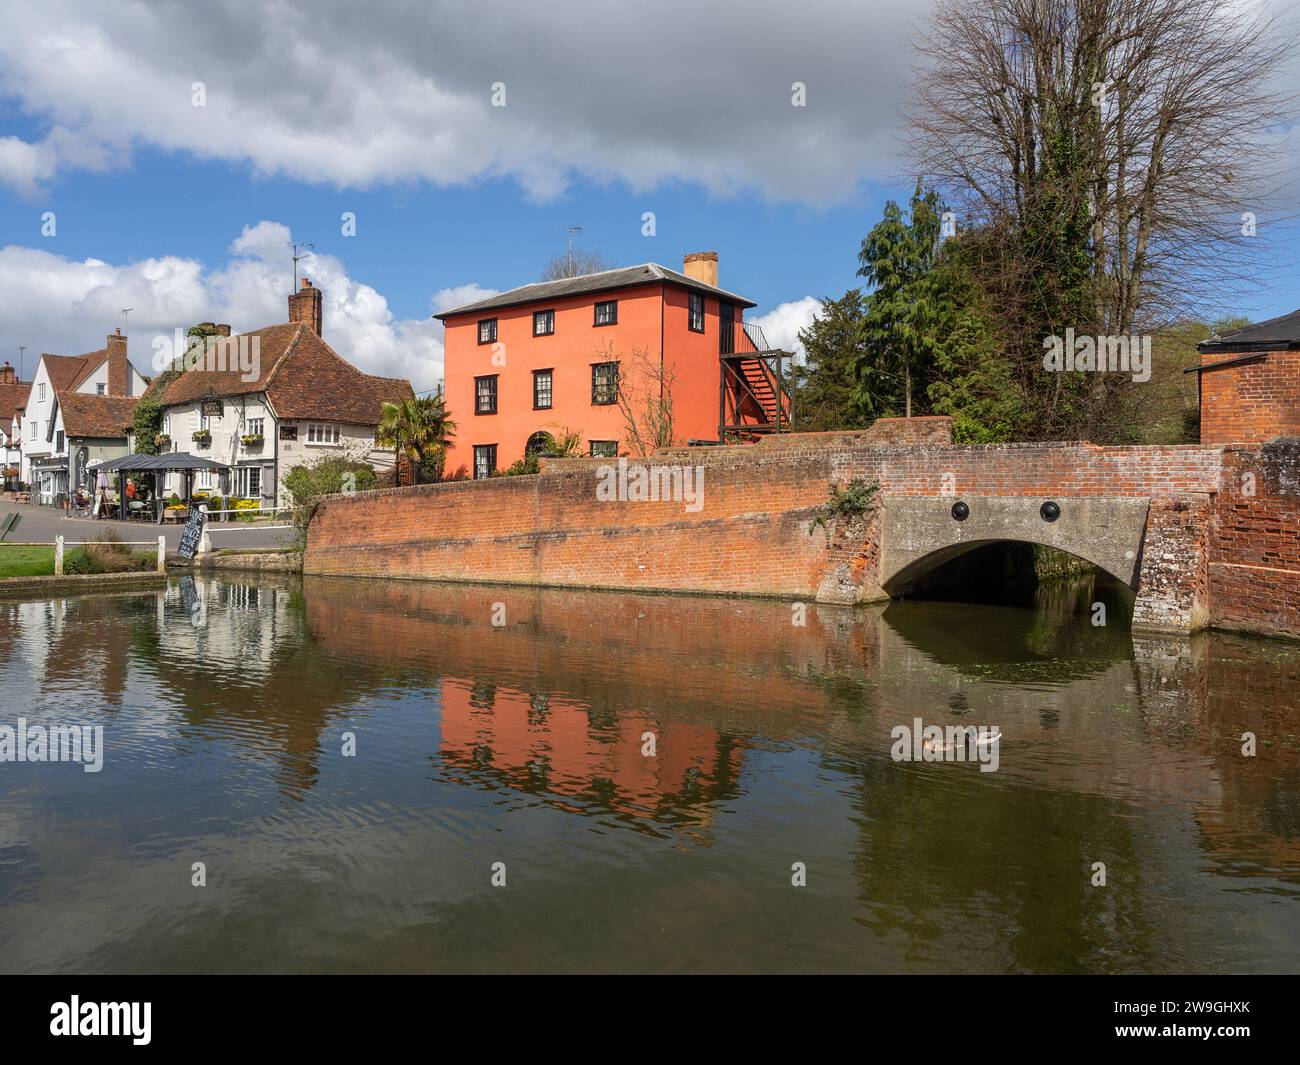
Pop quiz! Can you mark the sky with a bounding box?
[1,0,1298,392]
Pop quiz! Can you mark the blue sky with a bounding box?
[1,0,1297,387]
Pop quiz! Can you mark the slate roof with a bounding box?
[433,262,757,319]
[1199,310,1300,353]
[56,393,138,438]
[145,323,414,426]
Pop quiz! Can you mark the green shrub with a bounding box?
[809,478,880,539]
[283,454,379,529]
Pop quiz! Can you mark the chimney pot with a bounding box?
[215,323,232,337]
[301,277,311,290]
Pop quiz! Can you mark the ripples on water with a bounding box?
[0,573,1297,974]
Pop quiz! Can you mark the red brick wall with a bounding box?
[1209,442,1300,639]
[1200,350,1300,444]
[305,429,1300,640]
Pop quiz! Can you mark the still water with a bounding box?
[1,574,1298,973]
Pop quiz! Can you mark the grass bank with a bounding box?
[0,535,157,579]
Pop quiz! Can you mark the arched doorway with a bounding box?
[525,431,556,457]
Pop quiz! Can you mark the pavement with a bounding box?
[0,498,298,550]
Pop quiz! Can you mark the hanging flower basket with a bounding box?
[154,434,170,448]
[192,430,211,446]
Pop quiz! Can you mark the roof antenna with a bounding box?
[287,241,316,289]
[556,225,582,276]
[120,307,133,334]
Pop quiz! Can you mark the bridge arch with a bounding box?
[880,536,1134,597]
[875,496,1151,597]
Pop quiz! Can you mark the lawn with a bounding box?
[0,545,55,578]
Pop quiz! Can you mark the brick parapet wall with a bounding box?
[305,429,1298,640]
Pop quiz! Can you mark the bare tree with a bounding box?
[608,343,676,457]
[910,0,1296,336]
[541,249,618,280]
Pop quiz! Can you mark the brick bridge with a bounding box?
[305,417,1300,640]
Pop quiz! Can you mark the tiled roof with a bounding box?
[147,323,414,426]
[0,382,31,427]
[42,351,103,392]
[56,393,138,438]
[1200,310,1300,352]
[432,262,757,319]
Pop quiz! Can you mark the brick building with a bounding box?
[434,252,792,479]
[1195,313,1300,444]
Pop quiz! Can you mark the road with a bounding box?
[0,499,298,550]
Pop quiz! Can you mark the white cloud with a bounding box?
[0,0,926,202]
[0,221,446,389]
[749,296,821,360]
[432,284,500,314]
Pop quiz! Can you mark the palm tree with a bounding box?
[376,396,456,485]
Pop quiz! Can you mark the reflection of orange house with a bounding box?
[435,253,793,479]
[439,678,743,821]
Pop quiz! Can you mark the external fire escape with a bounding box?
[718,314,794,441]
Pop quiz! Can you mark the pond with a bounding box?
[1,573,1297,973]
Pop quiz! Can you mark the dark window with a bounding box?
[55,430,64,452]
[591,361,619,405]
[533,369,553,409]
[533,309,555,336]
[589,440,618,458]
[475,375,498,414]
[688,292,705,333]
[477,318,498,345]
[473,444,497,480]
[279,424,298,441]
[594,300,617,326]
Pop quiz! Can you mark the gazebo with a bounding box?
[92,453,231,523]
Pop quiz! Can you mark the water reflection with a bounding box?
[0,573,1297,974]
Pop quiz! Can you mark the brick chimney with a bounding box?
[0,361,14,385]
[215,324,232,337]
[683,251,719,288]
[288,278,323,335]
[106,328,128,396]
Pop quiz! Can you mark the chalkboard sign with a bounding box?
[177,505,206,561]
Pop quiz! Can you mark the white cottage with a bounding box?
[140,280,414,507]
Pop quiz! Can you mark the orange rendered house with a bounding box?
[435,252,792,479]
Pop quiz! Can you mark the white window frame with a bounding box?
[306,423,341,446]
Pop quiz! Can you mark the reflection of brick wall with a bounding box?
[1209,442,1300,639]
[306,428,1300,639]
[1200,351,1300,445]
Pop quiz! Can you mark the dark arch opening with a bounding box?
[887,539,1135,622]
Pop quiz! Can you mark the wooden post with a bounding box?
[157,535,166,573]
[54,535,64,576]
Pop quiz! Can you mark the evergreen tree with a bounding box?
[792,290,872,431]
